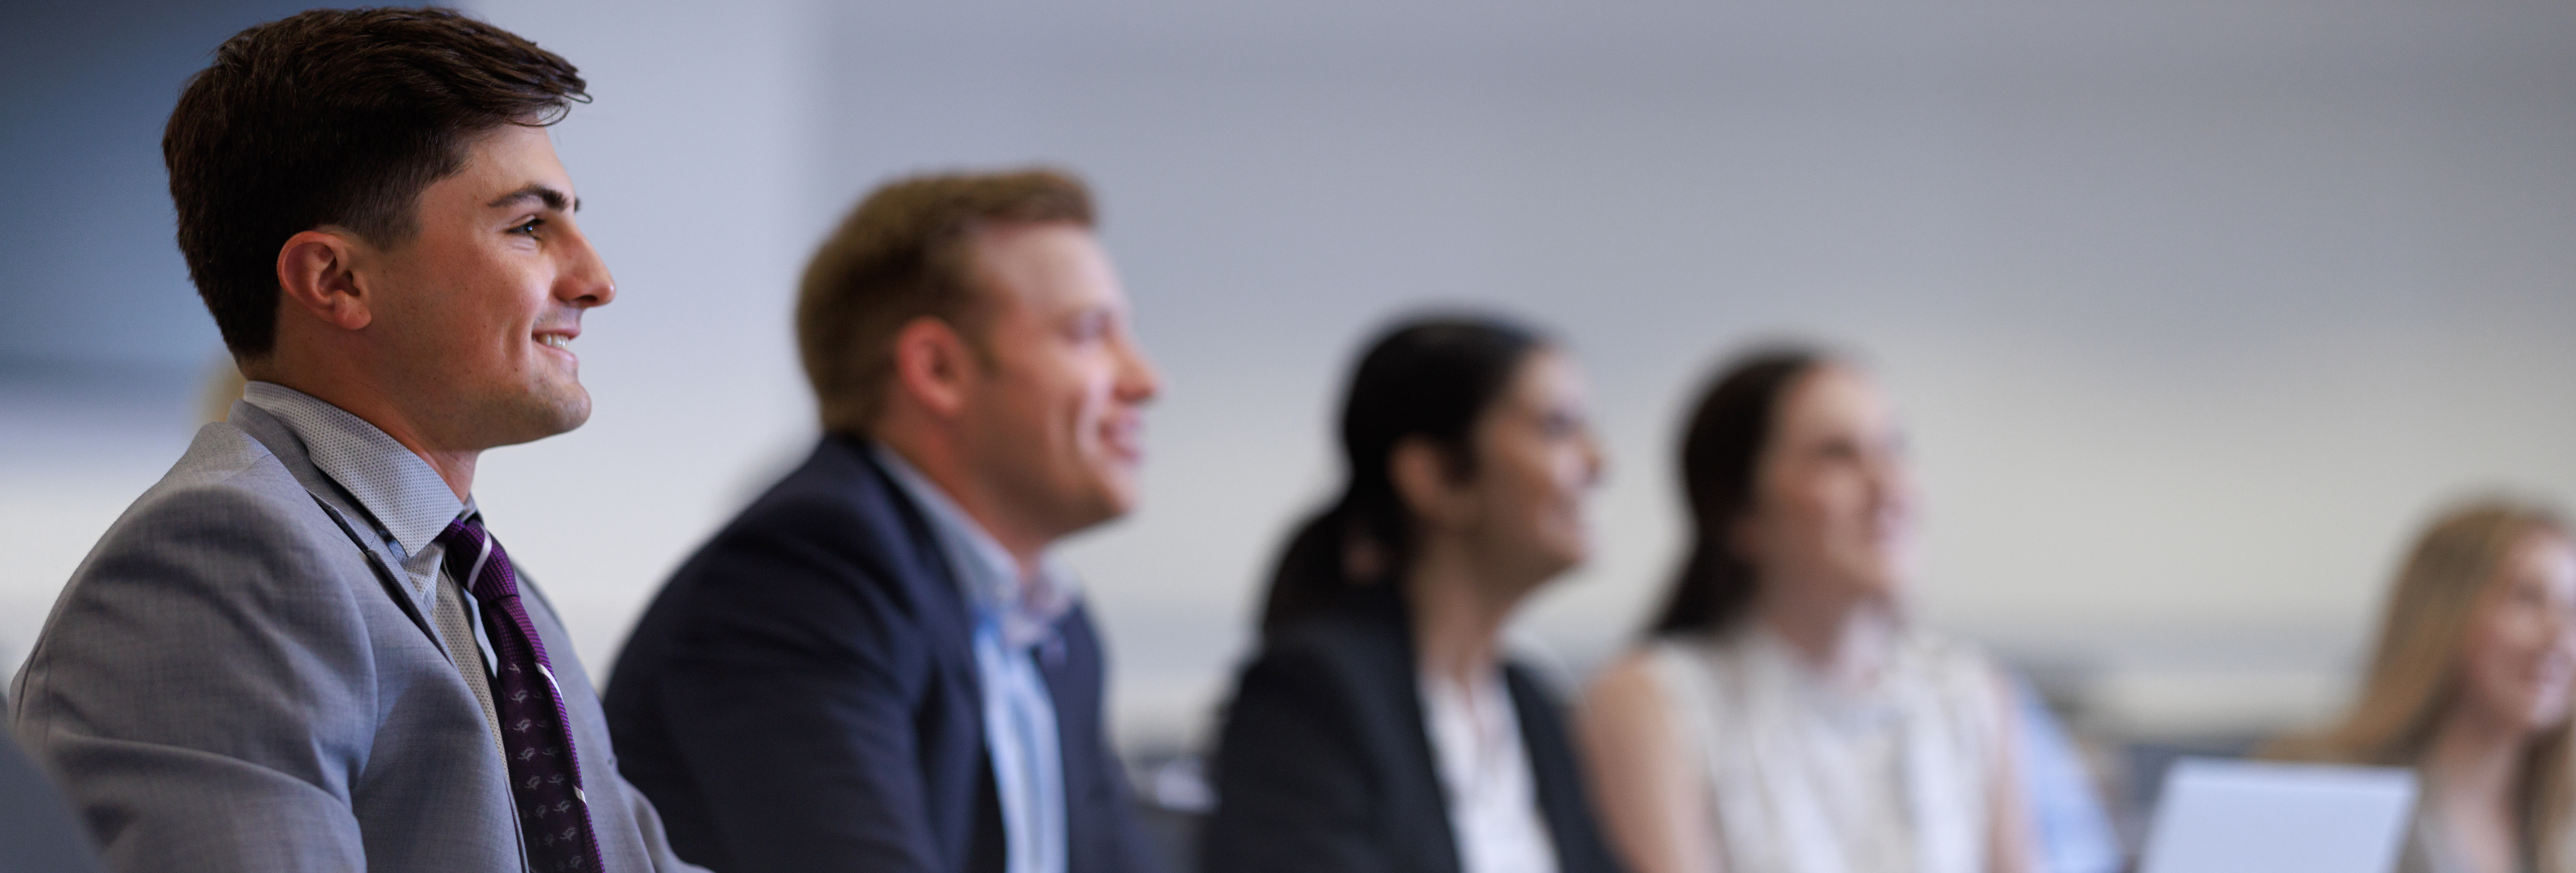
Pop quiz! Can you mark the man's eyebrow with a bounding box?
[486,184,576,212]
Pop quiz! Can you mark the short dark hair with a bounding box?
[796,168,1096,435]
[165,7,588,359]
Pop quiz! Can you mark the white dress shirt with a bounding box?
[1420,667,1559,873]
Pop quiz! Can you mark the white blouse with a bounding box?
[1648,627,2008,873]
[1421,667,1560,873]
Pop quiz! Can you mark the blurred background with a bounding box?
[5,0,2574,842]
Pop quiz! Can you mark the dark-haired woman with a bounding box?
[1579,350,2040,873]
[1200,316,1628,873]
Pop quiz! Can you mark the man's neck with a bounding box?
[254,366,478,501]
[870,430,1049,579]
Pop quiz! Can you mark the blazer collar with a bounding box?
[238,382,461,562]
[833,434,980,631]
[865,442,1081,648]
[227,400,434,622]
[1351,586,1610,873]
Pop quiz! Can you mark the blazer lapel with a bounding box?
[849,438,984,657]
[1507,666,1612,873]
[1356,590,1466,873]
[227,402,443,648]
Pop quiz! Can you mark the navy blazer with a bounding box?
[605,435,1167,873]
[1201,589,1628,873]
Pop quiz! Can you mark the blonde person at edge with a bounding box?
[2266,501,2576,873]
[1579,347,2042,873]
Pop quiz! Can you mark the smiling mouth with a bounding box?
[1101,419,1146,462]
[536,334,573,351]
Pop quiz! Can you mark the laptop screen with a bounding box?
[2138,758,2417,873]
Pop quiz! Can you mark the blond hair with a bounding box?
[2269,499,2575,872]
[794,168,1094,436]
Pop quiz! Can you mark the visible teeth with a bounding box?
[539,335,570,349]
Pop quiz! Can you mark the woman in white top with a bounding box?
[2265,500,2576,873]
[1203,314,1627,873]
[1579,349,2042,873]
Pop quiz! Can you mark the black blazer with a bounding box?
[1200,590,1628,873]
[604,435,1167,873]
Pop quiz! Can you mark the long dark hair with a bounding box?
[1258,314,1545,639]
[1648,347,1826,637]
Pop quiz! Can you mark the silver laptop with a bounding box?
[2138,758,2417,873]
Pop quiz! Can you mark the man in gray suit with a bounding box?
[10,9,702,872]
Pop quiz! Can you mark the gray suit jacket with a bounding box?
[10,403,702,873]
[0,695,101,873]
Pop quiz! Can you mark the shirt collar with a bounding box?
[241,382,464,561]
[869,442,1079,647]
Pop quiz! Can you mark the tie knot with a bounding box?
[435,515,517,603]
[436,513,483,547]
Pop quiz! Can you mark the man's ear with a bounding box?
[889,316,977,420]
[275,229,373,332]
[1390,436,1471,532]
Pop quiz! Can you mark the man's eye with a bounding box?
[1541,412,1581,438]
[511,218,545,236]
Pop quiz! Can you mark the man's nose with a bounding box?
[556,223,615,308]
[1117,336,1162,403]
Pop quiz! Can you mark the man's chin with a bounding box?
[1058,477,1139,536]
[1098,469,1144,517]
[477,385,591,449]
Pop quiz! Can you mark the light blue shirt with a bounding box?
[871,445,1071,873]
[2011,678,2121,873]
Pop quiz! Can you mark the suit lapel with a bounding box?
[846,437,1014,868]
[1355,591,1467,873]
[849,438,984,659]
[1506,666,1601,873]
[228,402,442,647]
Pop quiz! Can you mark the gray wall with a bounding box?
[0,0,316,367]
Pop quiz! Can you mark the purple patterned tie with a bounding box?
[437,515,604,873]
